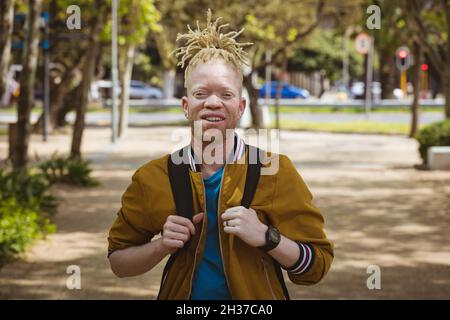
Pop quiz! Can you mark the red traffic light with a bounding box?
[421,63,429,71]
[396,46,411,71]
[398,50,408,59]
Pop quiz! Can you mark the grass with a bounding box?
[276,120,421,135]
[0,127,6,136]
[0,105,183,114]
[269,106,444,113]
[1,103,443,115]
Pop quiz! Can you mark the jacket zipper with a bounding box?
[217,165,232,297]
[186,175,207,299]
[262,257,276,299]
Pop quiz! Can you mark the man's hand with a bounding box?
[221,206,268,247]
[160,212,204,254]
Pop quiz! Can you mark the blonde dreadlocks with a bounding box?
[172,9,252,88]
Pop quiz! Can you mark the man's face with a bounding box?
[182,59,246,138]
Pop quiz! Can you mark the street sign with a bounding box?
[355,32,371,55]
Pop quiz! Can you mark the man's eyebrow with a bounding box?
[190,85,238,92]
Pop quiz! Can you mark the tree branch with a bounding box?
[406,0,444,71]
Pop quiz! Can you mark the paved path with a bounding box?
[0,111,445,126]
[0,127,449,299]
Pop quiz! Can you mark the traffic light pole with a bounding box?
[395,46,411,99]
[401,70,407,98]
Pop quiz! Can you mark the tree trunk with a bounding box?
[0,0,15,104]
[446,3,450,119]
[12,0,42,168]
[243,73,262,129]
[409,43,421,138]
[55,84,79,127]
[444,75,450,119]
[33,54,85,133]
[274,52,288,130]
[163,69,176,99]
[33,68,76,132]
[380,52,396,99]
[275,77,282,130]
[57,48,103,128]
[70,4,104,158]
[118,43,135,138]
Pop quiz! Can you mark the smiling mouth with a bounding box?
[202,116,225,123]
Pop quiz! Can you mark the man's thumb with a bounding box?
[193,212,204,224]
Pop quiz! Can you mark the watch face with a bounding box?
[269,227,280,243]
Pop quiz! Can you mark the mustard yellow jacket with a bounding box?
[108,149,334,300]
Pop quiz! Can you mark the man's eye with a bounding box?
[194,92,206,98]
[223,92,234,98]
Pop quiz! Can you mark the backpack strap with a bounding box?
[157,146,194,300]
[241,145,291,300]
[241,144,262,209]
[167,145,195,221]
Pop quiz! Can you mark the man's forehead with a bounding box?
[187,60,242,90]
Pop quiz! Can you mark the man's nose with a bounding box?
[204,94,222,108]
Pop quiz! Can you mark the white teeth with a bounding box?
[205,117,222,122]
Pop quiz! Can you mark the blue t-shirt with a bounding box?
[190,166,232,300]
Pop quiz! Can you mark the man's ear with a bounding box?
[182,96,189,118]
[238,97,246,118]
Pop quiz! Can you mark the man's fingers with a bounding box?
[221,210,241,221]
[223,225,239,236]
[166,223,190,235]
[193,212,204,225]
[164,230,189,242]
[167,215,196,235]
[223,219,240,228]
[163,239,185,249]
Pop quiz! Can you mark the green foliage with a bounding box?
[102,0,161,45]
[290,30,364,81]
[38,155,99,187]
[0,198,41,265]
[0,168,58,215]
[0,154,98,266]
[0,169,57,267]
[415,120,450,164]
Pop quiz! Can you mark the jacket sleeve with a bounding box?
[107,169,157,257]
[268,154,334,285]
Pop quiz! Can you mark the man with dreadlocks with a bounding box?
[107,10,333,300]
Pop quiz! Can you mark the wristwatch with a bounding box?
[258,225,281,252]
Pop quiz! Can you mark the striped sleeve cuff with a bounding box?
[284,243,314,275]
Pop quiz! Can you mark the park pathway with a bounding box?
[1,127,449,299]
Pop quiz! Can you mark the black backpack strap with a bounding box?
[157,146,195,300]
[167,145,195,220]
[241,144,291,300]
[241,145,262,209]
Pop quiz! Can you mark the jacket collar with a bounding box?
[188,133,245,172]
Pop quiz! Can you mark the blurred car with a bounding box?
[91,80,163,102]
[350,81,365,99]
[129,80,162,99]
[350,81,382,100]
[1,78,20,107]
[259,81,310,99]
